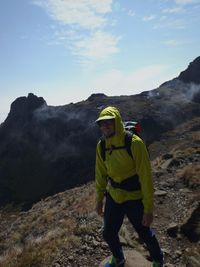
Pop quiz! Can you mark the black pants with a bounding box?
[103,193,163,263]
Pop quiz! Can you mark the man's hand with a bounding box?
[142,213,153,227]
[95,201,104,217]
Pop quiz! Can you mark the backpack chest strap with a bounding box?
[108,175,141,191]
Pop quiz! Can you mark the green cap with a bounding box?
[95,115,115,123]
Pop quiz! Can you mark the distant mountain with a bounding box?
[0,57,200,207]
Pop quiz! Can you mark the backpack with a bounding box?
[100,121,142,161]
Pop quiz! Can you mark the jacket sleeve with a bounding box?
[95,142,108,202]
[132,137,154,213]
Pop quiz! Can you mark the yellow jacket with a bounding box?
[95,106,154,213]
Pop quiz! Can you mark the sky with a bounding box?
[0,0,200,123]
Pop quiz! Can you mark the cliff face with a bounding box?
[178,56,200,84]
[0,57,200,207]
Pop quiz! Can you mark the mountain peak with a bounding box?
[178,56,200,84]
[4,93,46,128]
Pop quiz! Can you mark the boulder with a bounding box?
[180,203,200,242]
[99,250,151,267]
[167,223,179,238]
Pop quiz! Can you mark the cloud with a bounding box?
[91,64,173,96]
[32,0,120,63]
[175,0,200,4]
[162,7,184,13]
[33,0,112,29]
[72,31,120,60]
[153,18,186,29]
[143,15,156,22]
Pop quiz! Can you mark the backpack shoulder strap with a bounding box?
[100,132,133,161]
[124,131,133,158]
[99,136,106,161]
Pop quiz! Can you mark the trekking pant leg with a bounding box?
[103,193,125,259]
[125,199,163,263]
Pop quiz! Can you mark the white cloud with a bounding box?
[32,0,120,63]
[33,0,112,29]
[72,31,120,60]
[143,15,156,22]
[74,31,119,59]
[162,7,184,13]
[153,18,186,29]
[91,65,173,96]
[175,0,200,4]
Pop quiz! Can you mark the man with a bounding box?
[95,106,163,267]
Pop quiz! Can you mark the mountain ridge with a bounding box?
[0,56,199,206]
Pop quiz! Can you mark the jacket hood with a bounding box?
[96,106,125,141]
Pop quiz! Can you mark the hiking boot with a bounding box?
[104,255,125,267]
[151,260,163,267]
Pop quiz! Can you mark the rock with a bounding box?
[155,190,168,197]
[68,255,74,261]
[162,153,173,160]
[168,158,182,168]
[87,93,108,101]
[92,240,100,247]
[119,235,128,246]
[167,223,179,237]
[188,256,200,267]
[179,188,192,193]
[178,56,200,84]
[161,159,173,170]
[180,203,200,242]
[175,250,182,257]
[162,248,171,255]
[99,250,151,267]
[154,171,165,178]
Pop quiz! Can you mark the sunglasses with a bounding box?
[98,119,114,127]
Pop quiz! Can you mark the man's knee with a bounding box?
[137,227,155,242]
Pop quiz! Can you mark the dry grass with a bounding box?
[0,220,79,267]
[0,183,96,267]
[177,164,200,189]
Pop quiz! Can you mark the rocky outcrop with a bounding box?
[3,93,46,130]
[178,56,200,84]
